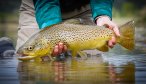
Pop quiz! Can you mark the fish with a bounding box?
[16,20,135,61]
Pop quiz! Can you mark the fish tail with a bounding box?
[117,21,135,50]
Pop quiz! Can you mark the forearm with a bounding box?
[33,0,62,29]
[90,0,114,21]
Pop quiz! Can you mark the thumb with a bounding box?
[96,19,104,26]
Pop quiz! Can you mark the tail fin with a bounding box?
[118,21,135,50]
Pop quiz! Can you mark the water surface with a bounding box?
[17,43,146,84]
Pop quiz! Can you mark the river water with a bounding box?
[16,43,146,84]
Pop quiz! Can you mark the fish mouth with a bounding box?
[18,55,36,61]
[16,53,36,61]
[16,53,29,57]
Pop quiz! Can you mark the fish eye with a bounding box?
[27,46,34,51]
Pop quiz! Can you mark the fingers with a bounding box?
[104,22,120,48]
[111,23,120,37]
[52,45,59,56]
[108,36,116,48]
[96,16,120,48]
[52,42,67,56]
[108,40,113,48]
[96,16,120,37]
[58,42,64,54]
[63,44,68,52]
[104,21,120,37]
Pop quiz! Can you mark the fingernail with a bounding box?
[59,42,63,45]
[55,45,58,48]
[59,42,63,49]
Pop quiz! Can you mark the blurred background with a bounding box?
[0,0,20,45]
[0,0,146,47]
[0,1,146,84]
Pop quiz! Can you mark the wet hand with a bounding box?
[96,16,120,48]
[52,42,67,56]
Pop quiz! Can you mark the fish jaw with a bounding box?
[17,46,52,61]
[17,50,50,61]
[16,50,37,61]
[18,56,36,61]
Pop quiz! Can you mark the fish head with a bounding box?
[17,43,36,56]
[17,38,52,59]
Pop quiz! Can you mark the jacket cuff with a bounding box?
[90,0,113,22]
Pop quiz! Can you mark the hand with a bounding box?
[96,16,120,48]
[52,42,67,56]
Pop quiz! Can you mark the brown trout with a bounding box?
[16,20,135,61]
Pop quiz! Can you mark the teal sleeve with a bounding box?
[90,0,114,20]
[33,0,62,29]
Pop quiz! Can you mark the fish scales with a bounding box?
[39,24,112,52]
[17,21,135,61]
[43,24,112,45]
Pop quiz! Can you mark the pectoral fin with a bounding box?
[71,51,78,57]
[48,55,54,61]
[77,51,88,60]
